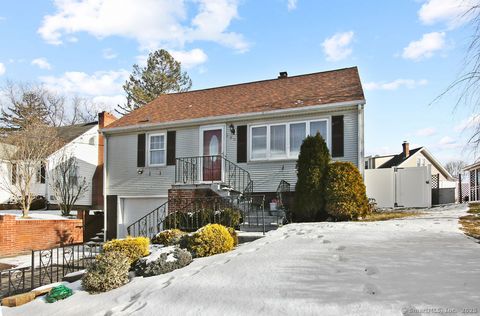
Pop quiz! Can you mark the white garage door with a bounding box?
[118,197,167,238]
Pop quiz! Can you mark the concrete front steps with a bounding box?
[240,213,284,232]
[86,229,105,246]
[239,223,280,232]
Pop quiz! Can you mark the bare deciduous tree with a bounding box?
[45,92,67,127]
[0,121,62,217]
[50,151,89,216]
[444,160,467,179]
[1,82,106,129]
[436,5,480,150]
[71,96,102,124]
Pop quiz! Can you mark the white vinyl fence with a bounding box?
[365,166,432,208]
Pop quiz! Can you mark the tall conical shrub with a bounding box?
[294,133,331,221]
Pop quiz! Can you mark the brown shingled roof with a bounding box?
[106,67,364,129]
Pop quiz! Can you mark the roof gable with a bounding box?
[378,147,423,168]
[378,147,453,180]
[56,122,97,143]
[106,67,364,130]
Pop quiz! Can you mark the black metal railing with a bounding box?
[126,200,169,238]
[127,192,271,239]
[127,196,242,239]
[175,155,252,196]
[128,155,262,239]
[276,180,291,210]
[0,266,32,298]
[0,243,102,299]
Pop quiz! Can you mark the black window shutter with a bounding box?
[167,131,176,166]
[237,125,247,163]
[137,133,146,167]
[331,115,344,158]
[40,162,46,184]
[106,195,118,240]
[11,163,17,185]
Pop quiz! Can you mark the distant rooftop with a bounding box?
[56,121,97,143]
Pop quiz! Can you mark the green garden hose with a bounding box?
[45,285,73,303]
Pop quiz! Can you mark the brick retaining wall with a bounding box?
[0,214,83,257]
[167,187,217,213]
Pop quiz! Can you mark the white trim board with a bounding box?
[102,100,364,134]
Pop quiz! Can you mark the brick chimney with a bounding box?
[97,112,117,165]
[402,141,410,158]
[92,112,117,209]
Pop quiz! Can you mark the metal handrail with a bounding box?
[276,180,291,209]
[126,200,169,238]
[175,155,252,196]
[126,192,271,239]
[128,155,257,239]
[127,196,245,238]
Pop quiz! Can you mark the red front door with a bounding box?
[202,129,222,181]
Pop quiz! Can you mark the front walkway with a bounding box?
[4,204,480,316]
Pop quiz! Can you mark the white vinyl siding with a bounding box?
[106,127,198,197]
[106,107,359,195]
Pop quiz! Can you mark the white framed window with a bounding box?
[249,118,330,161]
[310,120,328,139]
[289,122,306,155]
[251,126,267,159]
[270,124,286,158]
[416,157,426,167]
[148,133,166,166]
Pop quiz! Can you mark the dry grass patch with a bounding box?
[467,207,480,215]
[460,205,480,239]
[360,211,421,222]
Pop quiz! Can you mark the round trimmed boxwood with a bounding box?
[152,229,186,246]
[102,236,150,265]
[187,224,234,257]
[324,162,370,221]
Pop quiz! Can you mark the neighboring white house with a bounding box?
[0,142,16,204]
[365,141,453,182]
[0,112,117,209]
[365,141,455,208]
[464,162,480,202]
[102,67,366,238]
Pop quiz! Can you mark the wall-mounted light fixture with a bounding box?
[137,168,144,175]
[229,124,236,135]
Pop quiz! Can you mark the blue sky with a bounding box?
[0,0,478,164]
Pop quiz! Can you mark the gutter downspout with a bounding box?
[45,160,49,207]
[103,134,108,242]
[358,103,365,177]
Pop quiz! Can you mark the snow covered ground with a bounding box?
[0,210,76,220]
[3,204,480,316]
